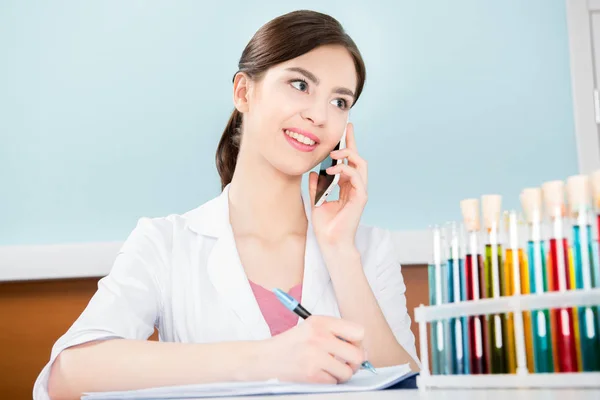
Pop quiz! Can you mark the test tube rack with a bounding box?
[415,287,600,390]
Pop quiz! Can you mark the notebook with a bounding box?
[81,364,414,399]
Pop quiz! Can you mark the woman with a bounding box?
[35,10,420,400]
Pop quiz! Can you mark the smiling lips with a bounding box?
[283,128,319,152]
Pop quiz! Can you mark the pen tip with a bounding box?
[363,361,377,374]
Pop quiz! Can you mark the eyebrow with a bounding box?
[285,67,355,99]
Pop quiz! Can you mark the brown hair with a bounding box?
[216,10,367,190]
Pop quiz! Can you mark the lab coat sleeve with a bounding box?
[365,227,422,368]
[33,217,170,400]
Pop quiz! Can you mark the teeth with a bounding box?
[285,130,315,146]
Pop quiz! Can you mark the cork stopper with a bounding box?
[460,198,480,232]
[520,187,543,224]
[541,180,566,219]
[481,194,502,231]
[566,175,591,216]
[590,170,600,211]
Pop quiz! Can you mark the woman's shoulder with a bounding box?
[120,200,216,262]
[113,202,217,282]
[128,190,226,244]
[127,211,194,240]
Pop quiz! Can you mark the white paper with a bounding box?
[82,364,412,400]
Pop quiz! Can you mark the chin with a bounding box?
[260,140,320,177]
[269,158,313,178]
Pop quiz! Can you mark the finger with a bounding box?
[344,122,357,151]
[323,336,365,367]
[330,148,367,170]
[320,353,355,383]
[321,317,365,343]
[329,147,368,188]
[332,356,358,374]
[347,344,367,374]
[308,171,318,208]
[326,164,367,197]
[308,369,338,385]
[348,361,361,374]
[334,356,360,374]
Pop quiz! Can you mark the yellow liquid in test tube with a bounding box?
[568,247,583,372]
[503,248,516,373]
[504,248,534,373]
[520,251,535,372]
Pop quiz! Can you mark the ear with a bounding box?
[233,72,251,113]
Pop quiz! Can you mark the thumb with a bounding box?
[308,171,318,208]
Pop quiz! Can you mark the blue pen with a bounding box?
[273,288,377,374]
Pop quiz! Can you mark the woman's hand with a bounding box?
[262,316,366,384]
[309,123,368,249]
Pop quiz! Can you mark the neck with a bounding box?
[228,147,308,239]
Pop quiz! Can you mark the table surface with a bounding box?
[213,388,600,400]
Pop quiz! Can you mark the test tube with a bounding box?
[521,188,554,373]
[566,175,600,371]
[445,221,466,374]
[541,180,578,372]
[590,171,600,355]
[482,195,507,374]
[428,225,451,374]
[460,199,489,374]
[460,224,471,374]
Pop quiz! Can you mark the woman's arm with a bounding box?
[42,217,268,400]
[47,339,265,400]
[321,246,419,371]
[47,315,367,400]
[308,124,419,371]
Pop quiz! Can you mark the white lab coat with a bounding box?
[33,184,419,399]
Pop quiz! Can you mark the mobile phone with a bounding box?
[314,126,347,207]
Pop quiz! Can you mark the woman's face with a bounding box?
[236,45,358,176]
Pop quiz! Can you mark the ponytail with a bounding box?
[216,109,242,190]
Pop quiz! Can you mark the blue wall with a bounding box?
[0,0,577,245]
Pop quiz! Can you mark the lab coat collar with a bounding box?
[184,184,331,335]
[184,183,313,240]
[183,186,230,238]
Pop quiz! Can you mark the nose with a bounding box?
[300,103,327,127]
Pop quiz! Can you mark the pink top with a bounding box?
[248,281,303,336]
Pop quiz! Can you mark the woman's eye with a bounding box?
[290,80,308,92]
[331,98,348,109]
